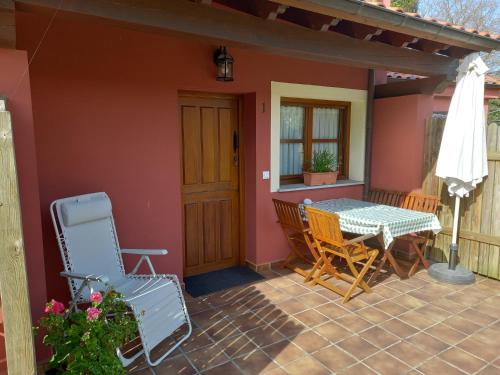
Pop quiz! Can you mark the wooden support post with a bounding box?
[0,100,37,375]
[0,0,16,49]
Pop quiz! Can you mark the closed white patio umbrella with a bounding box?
[429,53,489,284]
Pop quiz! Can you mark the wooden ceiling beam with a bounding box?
[373,30,419,48]
[408,39,449,54]
[0,0,15,48]
[272,0,499,52]
[278,7,336,31]
[15,0,459,77]
[213,0,287,21]
[375,75,453,98]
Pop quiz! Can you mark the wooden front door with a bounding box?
[180,94,241,277]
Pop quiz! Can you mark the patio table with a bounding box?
[306,198,442,280]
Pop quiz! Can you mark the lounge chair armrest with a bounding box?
[121,249,168,256]
[345,233,376,245]
[60,272,109,283]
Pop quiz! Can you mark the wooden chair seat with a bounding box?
[273,199,319,281]
[305,206,379,304]
[398,192,440,276]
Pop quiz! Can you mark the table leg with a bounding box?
[384,243,408,279]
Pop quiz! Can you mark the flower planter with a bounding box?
[303,171,338,186]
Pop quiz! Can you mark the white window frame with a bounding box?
[270,81,367,192]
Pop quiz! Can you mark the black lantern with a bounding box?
[213,46,234,81]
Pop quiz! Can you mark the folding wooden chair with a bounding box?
[367,188,406,207]
[305,206,378,304]
[399,192,440,276]
[272,199,319,282]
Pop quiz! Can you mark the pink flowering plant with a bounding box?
[36,290,137,374]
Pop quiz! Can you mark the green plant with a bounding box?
[308,149,338,173]
[36,290,137,374]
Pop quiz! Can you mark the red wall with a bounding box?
[371,94,433,192]
[0,48,48,368]
[16,11,367,302]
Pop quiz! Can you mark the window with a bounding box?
[280,98,350,184]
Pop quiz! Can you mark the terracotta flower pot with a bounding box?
[303,171,338,186]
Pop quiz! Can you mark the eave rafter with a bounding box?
[16,0,459,77]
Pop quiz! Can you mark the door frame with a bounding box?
[178,91,246,277]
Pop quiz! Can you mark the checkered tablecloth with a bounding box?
[304,198,442,249]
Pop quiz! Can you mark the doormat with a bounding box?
[184,266,265,298]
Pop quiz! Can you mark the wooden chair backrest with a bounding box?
[368,188,405,207]
[401,192,439,214]
[272,199,306,232]
[305,206,344,247]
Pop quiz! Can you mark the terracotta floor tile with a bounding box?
[442,316,482,335]
[219,302,252,318]
[477,365,500,375]
[337,362,377,375]
[217,334,257,358]
[314,321,353,343]
[373,285,403,299]
[276,298,308,315]
[373,300,407,317]
[185,343,228,372]
[142,354,197,375]
[202,321,242,341]
[417,357,466,375]
[186,299,213,314]
[233,349,277,375]
[424,322,467,345]
[356,306,391,324]
[391,294,426,310]
[337,335,379,360]
[439,347,486,374]
[457,307,497,325]
[447,291,484,306]
[290,330,329,353]
[457,337,500,362]
[430,297,467,312]
[316,302,350,319]
[408,289,441,303]
[262,368,288,375]
[361,326,400,348]
[354,290,386,305]
[261,340,307,366]
[385,280,416,293]
[363,351,411,375]
[266,277,296,289]
[282,284,310,297]
[469,326,500,346]
[246,325,285,348]
[192,308,226,328]
[313,345,356,371]
[231,311,267,332]
[269,316,306,339]
[417,304,452,321]
[293,309,327,327]
[253,304,289,324]
[316,287,343,301]
[201,361,243,375]
[386,340,432,367]
[335,313,372,333]
[406,332,449,355]
[299,292,329,308]
[282,355,330,375]
[398,310,437,330]
[181,328,214,353]
[381,318,419,338]
[335,297,367,312]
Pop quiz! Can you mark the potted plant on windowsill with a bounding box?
[303,149,338,186]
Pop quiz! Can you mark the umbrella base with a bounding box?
[428,263,475,285]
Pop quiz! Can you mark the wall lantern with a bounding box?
[213,46,234,81]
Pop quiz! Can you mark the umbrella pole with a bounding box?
[448,196,460,270]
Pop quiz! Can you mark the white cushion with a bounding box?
[61,196,112,227]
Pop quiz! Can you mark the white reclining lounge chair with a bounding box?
[50,192,192,367]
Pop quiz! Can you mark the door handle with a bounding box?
[233,131,239,152]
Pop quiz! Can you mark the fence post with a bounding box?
[0,99,37,374]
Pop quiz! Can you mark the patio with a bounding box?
[131,264,500,375]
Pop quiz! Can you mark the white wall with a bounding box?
[270,81,367,192]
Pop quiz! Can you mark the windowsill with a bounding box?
[278,179,364,192]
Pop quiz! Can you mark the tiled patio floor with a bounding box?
[131,264,500,375]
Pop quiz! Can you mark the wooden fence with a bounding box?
[422,114,500,280]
